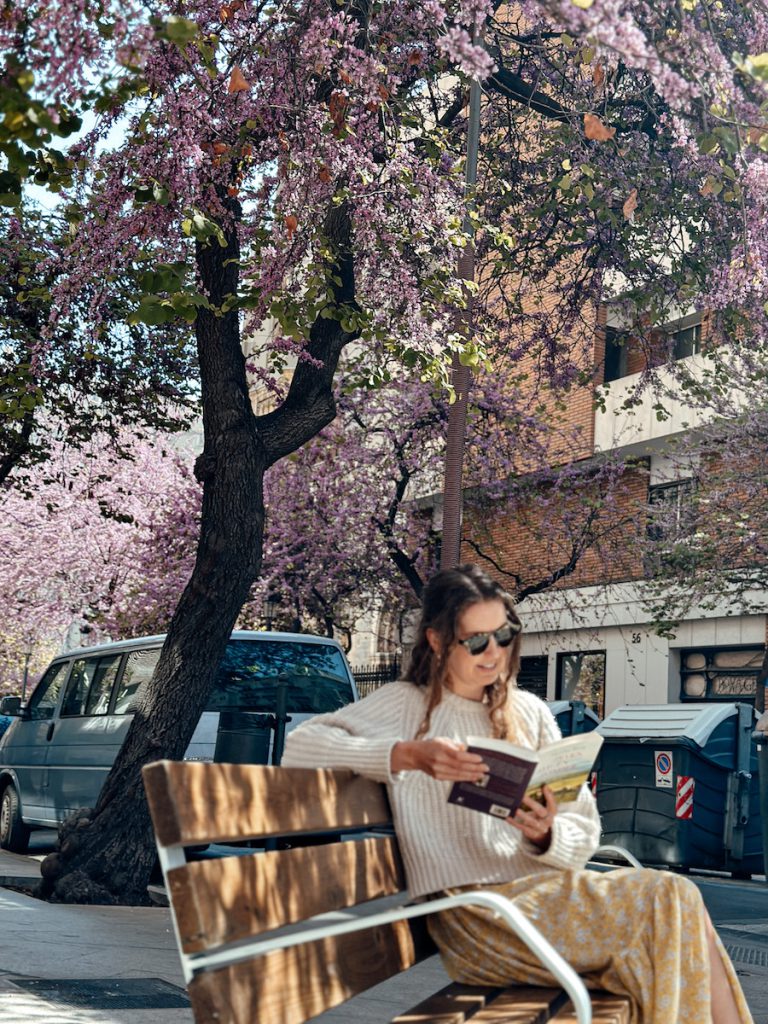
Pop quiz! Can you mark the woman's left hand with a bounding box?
[508,784,558,851]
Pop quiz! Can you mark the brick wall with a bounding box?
[462,460,650,594]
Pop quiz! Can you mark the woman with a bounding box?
[283,564,752,1023]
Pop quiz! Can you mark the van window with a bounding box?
[61,655,122,717]
[27,662,69,720]
[85,656,122,715]
[114,649,161,714]
[206,640,354,714]
[61,659,92,717]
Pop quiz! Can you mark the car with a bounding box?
[0,630,358,853]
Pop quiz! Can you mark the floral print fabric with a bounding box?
[427,867,753,1023]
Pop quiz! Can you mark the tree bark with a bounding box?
[39,201,356,904]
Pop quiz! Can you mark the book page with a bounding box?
[526,732,603,804]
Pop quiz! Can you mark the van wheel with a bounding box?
[0,784,30,854]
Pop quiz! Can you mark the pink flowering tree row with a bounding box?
[0,434,198,681]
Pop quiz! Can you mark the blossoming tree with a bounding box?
[2,0,767,900]
[0,434,197,682]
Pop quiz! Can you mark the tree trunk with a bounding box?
[38,211,267,903]
[39,201,356,905]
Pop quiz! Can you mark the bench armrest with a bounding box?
[590,844,642,869]
[184,888,592,1024]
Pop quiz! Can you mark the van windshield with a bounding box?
[206,640,354,714]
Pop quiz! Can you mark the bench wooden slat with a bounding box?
[144,762,634,1024]
[169,835,406,954]
[459,989,568,1023]
[187,917,435,1024]
[391,984,566,1023]
[550,997,631,1023]
[143,761,391,846]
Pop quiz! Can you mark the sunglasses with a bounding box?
[457,621,521,656]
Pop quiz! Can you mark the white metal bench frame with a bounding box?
[155,836,641,1024]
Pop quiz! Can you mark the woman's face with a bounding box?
[429,598,511,702]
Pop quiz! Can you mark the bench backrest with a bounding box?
[142,760,436,1024]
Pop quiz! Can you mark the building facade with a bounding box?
[461,308,767,718]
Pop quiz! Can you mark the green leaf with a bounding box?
[161,16,199,45]
[127,296,177,326]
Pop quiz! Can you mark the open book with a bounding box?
[447,731,603,820]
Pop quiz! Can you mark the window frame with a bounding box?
[25,661,71,721]
[555,650,606,719]
[679,646,763,703]
[603,327,629,383]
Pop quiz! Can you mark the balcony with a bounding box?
[593,351,748,456]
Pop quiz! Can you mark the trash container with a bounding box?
[213,710,272,765]
[752,710,768,883]
[548,699,600,737]
[594,702,762,876]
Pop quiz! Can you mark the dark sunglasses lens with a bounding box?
[465,625,516,655]
[465,635,490,655]
[495,625,515,648]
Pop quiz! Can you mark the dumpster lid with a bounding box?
[597,703,746,745]
[548,701,574,716]
[547,700,600,720]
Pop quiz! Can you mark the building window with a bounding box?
[645,479,699,576]
[647,479,697,544]
[668,321,701,360]
[680,647,763,702]
[518,656,548,701]
[603,328,629,383]
[556,651,605,718]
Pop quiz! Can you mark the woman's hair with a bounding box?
[403,563,522,740]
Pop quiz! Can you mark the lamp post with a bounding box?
[264,592,281,632]
[440,60,483,570]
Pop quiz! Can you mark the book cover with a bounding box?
[447,731,603,819]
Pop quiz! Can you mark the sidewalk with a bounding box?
[1,846,768,1022]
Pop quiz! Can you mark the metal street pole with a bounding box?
[22,649,31,701]
[440,70,482,570]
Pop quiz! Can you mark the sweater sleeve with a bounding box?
[519,700,602,870]
[282,683,411,783]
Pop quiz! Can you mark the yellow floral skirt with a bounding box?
[427,868,753,1024]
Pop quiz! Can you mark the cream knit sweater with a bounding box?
[282,681,602,898]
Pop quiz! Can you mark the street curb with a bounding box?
[0,874,39,888]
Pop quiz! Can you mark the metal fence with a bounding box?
[352,659,401,699]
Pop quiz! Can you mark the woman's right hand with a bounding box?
[391,738,488,782]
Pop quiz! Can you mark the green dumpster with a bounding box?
[548,700,600,737]
[594,702,762,876]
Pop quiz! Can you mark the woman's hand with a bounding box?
[508,785,558,851]
[391,738,489,782]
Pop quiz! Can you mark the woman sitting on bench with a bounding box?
[283,563,752,1024]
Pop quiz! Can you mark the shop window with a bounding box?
[680,647,763,702]
[556,651,605,718]
[518,656,548,701]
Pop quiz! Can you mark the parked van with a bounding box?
[0,631,358,853]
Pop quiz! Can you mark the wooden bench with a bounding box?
[142,760,631,1024]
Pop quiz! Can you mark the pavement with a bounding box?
[1,838,768,1023]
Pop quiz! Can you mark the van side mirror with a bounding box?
[0,696,22,716]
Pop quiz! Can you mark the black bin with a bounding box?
[595,702,762,876]
[548,699,600,737]
[213,710,272,764]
